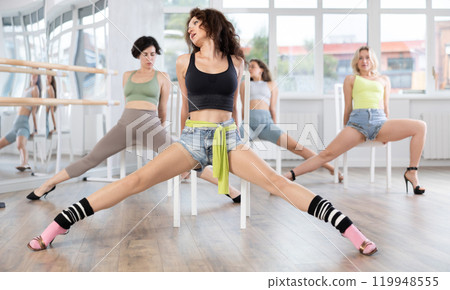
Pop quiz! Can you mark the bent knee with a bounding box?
[16,143,25,150]
[418,120,427,132]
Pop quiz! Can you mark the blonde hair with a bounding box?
[351,46,379,76]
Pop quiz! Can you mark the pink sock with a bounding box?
[343,224,377,255]
[29,221,67,250]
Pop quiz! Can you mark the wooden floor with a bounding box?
[1,166,450,272]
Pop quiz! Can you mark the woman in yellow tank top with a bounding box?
[287,46,426,195]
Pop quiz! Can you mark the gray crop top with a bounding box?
[250,81,271,105]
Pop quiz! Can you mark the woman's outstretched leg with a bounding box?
[29,121,129,199]
[229,144,377,255]
[0,137,11,150]
[284,127,365,180]
[28,143,198,250]
[276,133,342,181]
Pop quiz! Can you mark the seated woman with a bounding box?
[0,74,41,171]
[27,8,377,256]
[286,46,426,195]
[240,59,342,182]
[27,36,240,202]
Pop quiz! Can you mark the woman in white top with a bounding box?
[240,59,342,182]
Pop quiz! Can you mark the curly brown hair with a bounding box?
[185,8,244,60]
[249,59,272,82]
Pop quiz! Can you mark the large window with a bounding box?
[164,0,209,8]
[323,14,367,93]
[162,0,449,96]
[274,0,317,8]
[47,0,109,99]
[381,0,425,9]
[434,16,450,91]
[227,13,269,63]
[323,0,367,9]
[381,14,426,93]
[1,7,45,100]
[164,13,189,81]
[223,0,268,8]
[277,16,315,93]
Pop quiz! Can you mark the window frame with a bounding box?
[47,0,109,99]
[162,0,450,98]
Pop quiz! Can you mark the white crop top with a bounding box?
[249,81,271,105]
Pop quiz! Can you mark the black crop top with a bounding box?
[185,53,237,113]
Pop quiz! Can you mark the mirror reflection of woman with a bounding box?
[0,74,41,171]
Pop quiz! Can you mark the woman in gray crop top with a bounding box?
[27,36,240,201]
[29,8,376,256]
[0,74,41,171]
[240,59,343,183]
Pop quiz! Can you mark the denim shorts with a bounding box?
[239,110,284,144]
[177,118,243,173]
[346,109,387,140]
[5,115,30,143]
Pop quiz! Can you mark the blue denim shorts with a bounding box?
[177,118,243,173]
[5,115,30,143]
[239,110,284,144]
[346,109,387,140]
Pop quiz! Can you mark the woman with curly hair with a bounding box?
[28,9,377,257]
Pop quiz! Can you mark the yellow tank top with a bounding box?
[352,75,384,109]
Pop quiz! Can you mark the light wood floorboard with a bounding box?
[0,166,449,272]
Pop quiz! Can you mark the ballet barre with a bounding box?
[0,58,117,177]
[0,97,120,174]
[0,66,68,77]
[0,58,117,75]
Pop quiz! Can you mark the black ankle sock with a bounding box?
[54,198,94,229]
[307,195,352,233]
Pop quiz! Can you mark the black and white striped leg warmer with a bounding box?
[307,195,353,233]
[54,198,94,230]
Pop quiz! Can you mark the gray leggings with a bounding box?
[65,108,172,178]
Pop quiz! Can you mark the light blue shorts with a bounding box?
[346,109,387,140]
[4,115,30,143]
[177,118,243,173]
[239,110,284,145]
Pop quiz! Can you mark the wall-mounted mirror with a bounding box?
[0,0,112,192]
[0,0,47,185]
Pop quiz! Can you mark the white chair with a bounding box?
[333,83,391,189]
[173,71,251,229]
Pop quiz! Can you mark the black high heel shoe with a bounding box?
[404,167,425,195]
[226,194,241,203]
[26,185,56,200]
